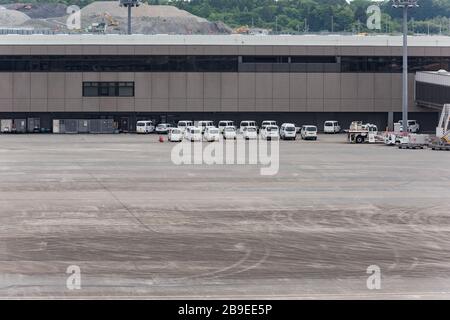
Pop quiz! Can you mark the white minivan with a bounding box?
[242,126,258,140]
[204,127,220,142]
[398,120,420,133]
[301,125,318,140]
[136,120,155,134]
[177,120,193,133]
[280,123,297,140]
[261,120,277,131]
[239,120,256,133]
[185,127,202,142]
[223,126,237,140]
[324,121,341,134]
[218,120,234,133]
[168,128,183,142]
[260,125,280,140]
[196,121,214,133]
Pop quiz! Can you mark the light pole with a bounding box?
[393,0,418,130]
[119,0,141,35]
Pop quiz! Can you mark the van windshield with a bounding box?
[307,127,317,132]
[137,123,145,127]
[178,123,186,127]
[325,123,333,126]
[285,127,295,131]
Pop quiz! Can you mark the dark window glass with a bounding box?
[291,56,337,63]
[0,55,238,72]
[242,56,289,63]
[83,82,134,97]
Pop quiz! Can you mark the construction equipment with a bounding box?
[104,11,119,27]
[234,25,250,34]
[346,121,378,143]
[86,22,106,34]
[430,104,450,151]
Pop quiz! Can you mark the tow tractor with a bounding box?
[346,121,378,143]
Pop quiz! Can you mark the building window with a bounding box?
[83,82,134,97]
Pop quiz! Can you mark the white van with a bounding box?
[204,127,220,142]
[168,128,183,142]
[324,121,341,134]
[177,120,193,133]
[223,126,237,140]
[260,125,280,140]
[218,120,234,133]
[242,126,258,140]
[196,120,214,133]
[301,125,318,140]
[398,120,420,133]
[261,120,277,131]
[136,120,155,134]
[239,120,256,133]
[280,123,297,140]
[185,127,202,142]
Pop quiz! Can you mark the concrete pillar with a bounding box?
[388,111,394,131]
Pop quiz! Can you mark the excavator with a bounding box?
[430,104,450,150]
[103,12,119,27]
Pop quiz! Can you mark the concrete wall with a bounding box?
[0,42,446,114]
[0,72,428,114]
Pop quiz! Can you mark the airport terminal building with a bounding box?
[0,34,449,132]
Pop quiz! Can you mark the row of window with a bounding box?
[0,55,448,73]
[83,82,134,97]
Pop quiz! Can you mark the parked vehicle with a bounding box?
[346,121,378,143]
[136,120,155,134]
[204,127,220,142]
[398,120,420,133]
[177,120,193,133]
[260,125,280,140]
[223,126,237,140]
[196,121,214,133]
[261,120,277,131]
[218,120,234,133]
[242,126,258,140]
[155,123,173,134]
[168,128,183,142]
[239,121,256,133]
[280,123,297,140]
[185,127,202,142]
[324,120,341,133]
[301,125,318,140]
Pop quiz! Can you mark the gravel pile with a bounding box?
[0,7,31,26]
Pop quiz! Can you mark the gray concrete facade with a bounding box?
[0,35,448,115]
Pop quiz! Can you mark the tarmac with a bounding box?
[0,133,449,299]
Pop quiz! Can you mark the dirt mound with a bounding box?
[3,3,67,19]
[0,2,232,35]
[0,8,30,26]
[81,2,198,19]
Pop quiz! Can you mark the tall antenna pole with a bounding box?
[393,0,419,133]
[119,0,141,35]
